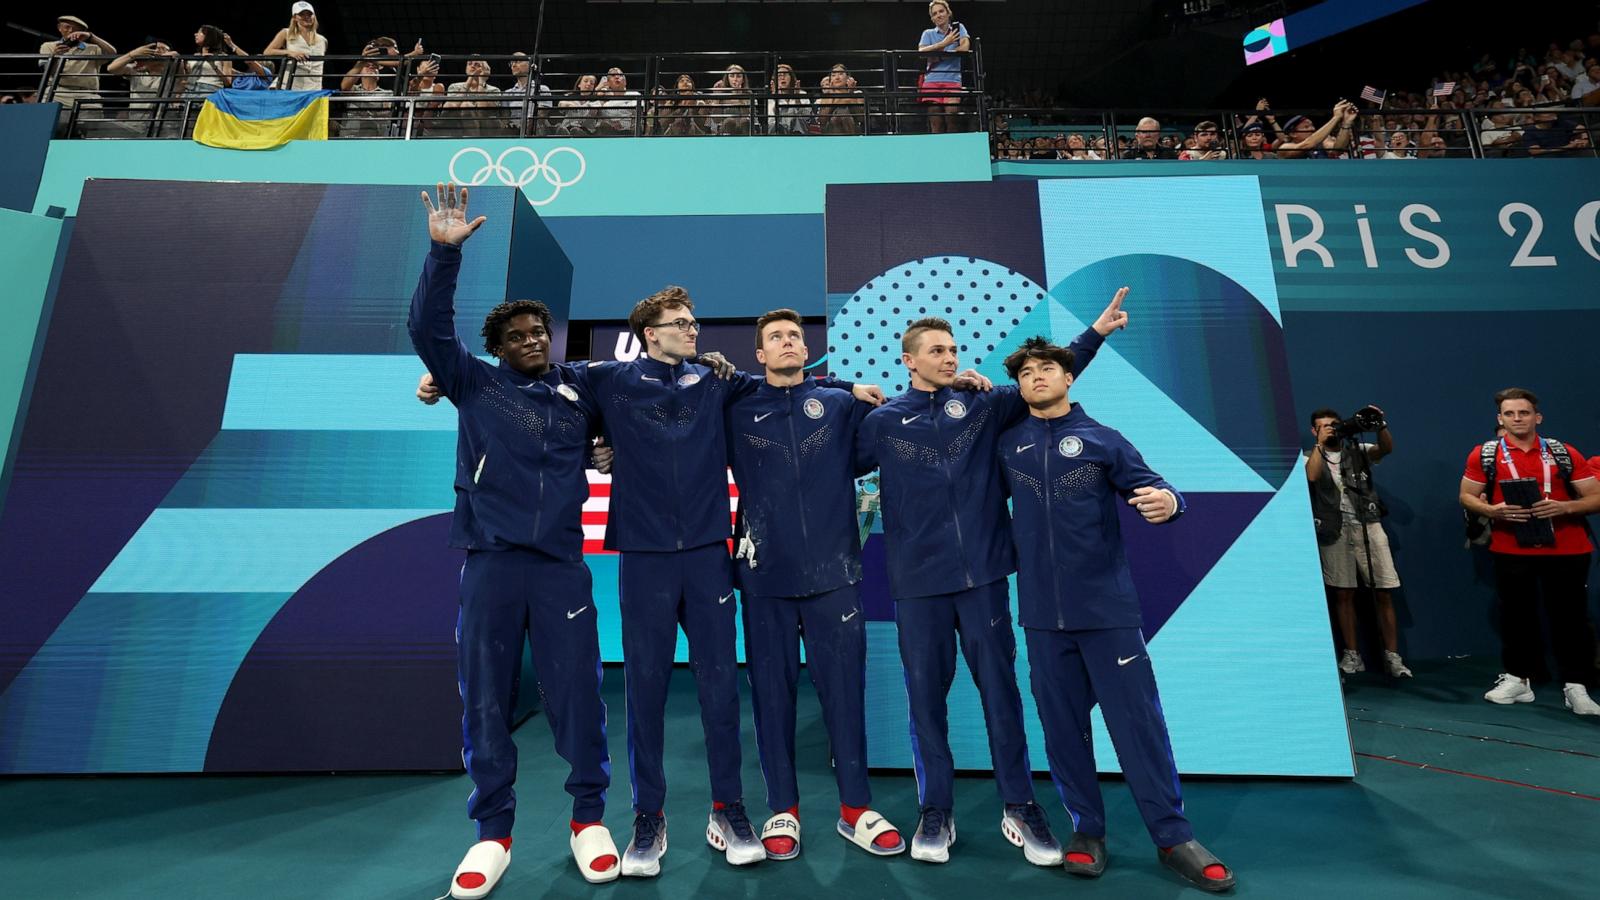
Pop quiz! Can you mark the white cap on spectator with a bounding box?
[291,2,315,14]
[58,15,88,29]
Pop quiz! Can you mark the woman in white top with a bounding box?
[766,63,810,135]
[265,2,329,91]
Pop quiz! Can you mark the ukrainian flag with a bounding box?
[194,89,335,150]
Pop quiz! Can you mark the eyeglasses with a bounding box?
[649,318,701,333]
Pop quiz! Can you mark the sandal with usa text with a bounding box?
[836,809,906,856]
[760,812,801,861]
[450,840,510,900]
[1158,840,1236,892]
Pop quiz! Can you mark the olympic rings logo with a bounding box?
[447,146,587,207]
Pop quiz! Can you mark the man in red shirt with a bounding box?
[1459,387,1600,715]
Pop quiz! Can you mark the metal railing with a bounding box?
[3,47,988,139]
[989,106,1599,160]
[10,47,1596,158]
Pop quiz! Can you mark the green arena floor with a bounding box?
[2,656,1596,899]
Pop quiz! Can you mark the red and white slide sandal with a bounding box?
[450,840,510,900]
[571,824,622,884]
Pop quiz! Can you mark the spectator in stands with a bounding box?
[1239,97,1284,146]
[183,26,242,97]
[1550,47,1583,81]
[1179,120,1228,160]
[1063,132,1098,160]
[594,67,641,135]
[505,52,555,134]
[1479,100,1523,155]
[338,59,394,137]
[444,57,504,136]
[652,74,706,136]
[1573,63,1600,101]
[919,1,970,134]
[767,63,810,135]
[815,64,864,135]
[1380,130,1414,159]
[402,56,446,135]
[1121,117,1177,159]
[340,38,392,92]
[556,73,600,135]
[1274,101,1356,159]
[107,41,177,122]
[708,64,754,135]
[1414,133,1448,158]
[40,15,118,133]
[265,2,329,91]
[1522,111,1585,156]
[1238,123,1276,159]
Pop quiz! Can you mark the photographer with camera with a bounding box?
[39,15,118,135]
[1459,388,1600,715]
[1306,406,1413,679]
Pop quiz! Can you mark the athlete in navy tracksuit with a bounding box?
[854,311,1113,866]
[408,185,617,896]
[997,336,1234,892]
[726,310,903,859]
[570,292,872,873]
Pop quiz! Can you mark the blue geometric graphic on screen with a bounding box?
[1145,482,1353,776]
[1036,176,1282,326]
[827,256,1047,393]
[0,591,291,772]
[973,296,1272,493]
[1050,254,1300,489]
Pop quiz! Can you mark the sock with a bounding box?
[763,806,799,856]
[570,821,617,872]
[456,839,513,890]
[1160,846,1228,881]
[841,804,902,849]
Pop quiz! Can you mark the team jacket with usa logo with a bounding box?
[409,241,600,559]
[726,377,870,599]
[999,404,1184,631]
[579,359,855,554]
[854,328,1103,600]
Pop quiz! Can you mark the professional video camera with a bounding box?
[1333,404,1386,440]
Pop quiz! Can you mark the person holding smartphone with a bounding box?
[918,1,970,134]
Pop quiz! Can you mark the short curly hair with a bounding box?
[481,299,554,354]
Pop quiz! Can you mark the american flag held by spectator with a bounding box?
[1360,85,1387,105]
[1431,81,1457,96]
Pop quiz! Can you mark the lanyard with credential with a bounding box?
[1499,436,1554,497]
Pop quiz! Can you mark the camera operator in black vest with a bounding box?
[1306,406,1412,679]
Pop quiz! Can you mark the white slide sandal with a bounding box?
[760,812,801,861]
[450,840,510,900]
[570,824,622,884]
[836,810,906,857]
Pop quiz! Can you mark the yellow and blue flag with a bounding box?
[193,89,335,150]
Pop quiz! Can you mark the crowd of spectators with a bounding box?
[993,26,1600,161]
[8,4,976,138]
[9,7,1598,155]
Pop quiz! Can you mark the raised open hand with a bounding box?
[422,182,487,245]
